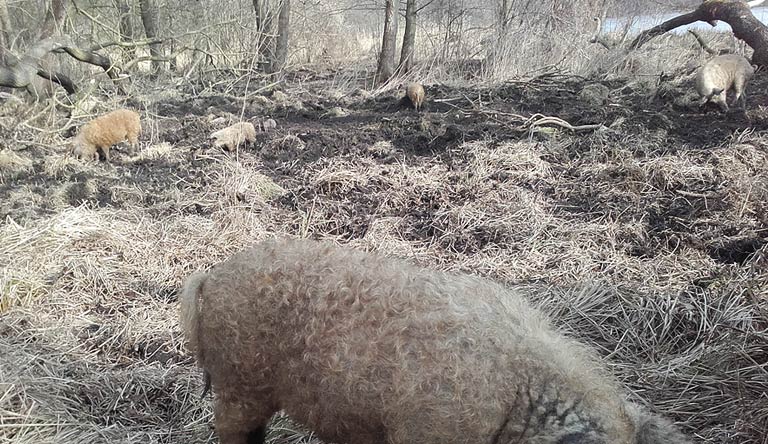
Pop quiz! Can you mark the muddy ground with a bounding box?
[1,69,767,443]
[5,71,767,261]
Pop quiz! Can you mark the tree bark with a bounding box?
[398,0,416,73]
[253,0,265,31]
[267,0,290,73]
[631,0,768,66]
[376,0,399,84]
[39,0,68,39]
[117,0,135,58]
[0,36,129,97]
[499,0,511,31]
[36,68,76,94]
[0,0,12,64]
[139,0,162,77]
[254,0,275,71]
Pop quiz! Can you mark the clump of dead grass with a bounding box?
[527,274,768,444]
[42,153,89,179]
[0,327,211,444]
[0,149,33,181]
[129,142,176,162]
[196,156,285,209]
[262,135,307,161]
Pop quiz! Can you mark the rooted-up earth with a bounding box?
[1,70,766,444]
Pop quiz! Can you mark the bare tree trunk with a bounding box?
[398,0,416,73]
[0,0,12,64]
[376,0,398,84]
[253,0,265,31]
[139,0,162,77]
[117,0,135,59]
[253,0,276,71]
[267,0,290,74]
[500,0,515,31]
[39,0,68,39]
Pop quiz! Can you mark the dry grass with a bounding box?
[1,72,767,444]
[0,150,33,182]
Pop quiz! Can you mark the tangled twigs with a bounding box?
[447,93,604,133]
[518,113,605,132]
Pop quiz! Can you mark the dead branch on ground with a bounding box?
[437,94,605,134]
[519,114,604,133]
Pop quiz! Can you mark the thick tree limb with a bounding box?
[630,1,768,66]
[0,65,76,96]
[630,10,706,50]
[36,68,77,94]
[0,39,69,94]
[0,38,127,96]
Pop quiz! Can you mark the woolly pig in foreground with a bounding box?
[180,238,690,444]
[72,108,141,161]
[696,53,755,112]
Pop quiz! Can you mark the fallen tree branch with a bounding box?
[88,37,164,53]
[54,46,127,93]
[0,37,128,96]
[688,29,721,55]
[441,93,605,134]
[35,68,77,94]
[630,1,768,66]
[519,114,605,133]
[85,20,237,53]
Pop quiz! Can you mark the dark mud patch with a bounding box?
[0,143,210,223]
[708,236,767,265]
[152,95,255,118]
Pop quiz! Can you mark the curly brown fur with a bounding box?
[696,54,755,112]
[180,271,212,399]
[210,122,257,152]
[406,82,425,111]
[179,238,690,444]
[71,108,141,162]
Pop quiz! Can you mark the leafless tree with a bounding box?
[39,0,68,40]
[139,0,162,77]
[0,0,12,63]
[630,0,768,66]
[117,0,135,59]
[376,0,399,83]
[399,0,417,73]
[267,0,291,73]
